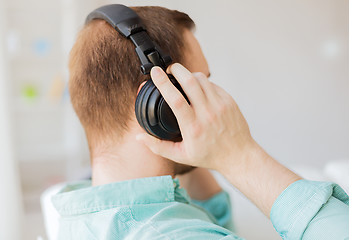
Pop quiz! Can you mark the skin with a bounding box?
[92,30,222,200]
[136,60,302,217]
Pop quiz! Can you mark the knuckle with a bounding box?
[220,94,233,106]
[227,96,236,109]
[172,95,185,109]
[190,123,203,138]
[206,111,218,124]
[218,103,228,114]
[155,77,167,89]
[197,72,207,79]
[209,82,216,89]
[185,75,197,87]
[193,72,206,80]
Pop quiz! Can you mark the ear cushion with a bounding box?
[135,79,154,135]
[135,79,181,141]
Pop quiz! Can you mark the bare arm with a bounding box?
[221,141,301,216]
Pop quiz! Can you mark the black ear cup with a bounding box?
[135,75,188,141]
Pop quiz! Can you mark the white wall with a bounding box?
[2,1,346,239]
[0,0,23,239]
[190,0,349,168]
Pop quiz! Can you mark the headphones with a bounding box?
[86,4,188,141]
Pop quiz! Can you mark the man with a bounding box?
[136,27,349,240]
[53,6,236,239]
[54,5,349,240]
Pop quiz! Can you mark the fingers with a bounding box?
[192,72,219,103]
[211,82,232,101]
[192,72,208,91]
[150,67,194,126]
[167,63,207,107]
[136,133,184,161]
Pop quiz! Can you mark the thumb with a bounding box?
[136,133,184,161]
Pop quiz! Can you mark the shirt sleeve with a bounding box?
[191,191,235,231]
[270,179,349,240]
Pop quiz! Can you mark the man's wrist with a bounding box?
[218,139,302,216]
[218,139,263,178]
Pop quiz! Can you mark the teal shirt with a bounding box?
[52,175,239,240]
[53,176,349,240]
[270,180,349,240]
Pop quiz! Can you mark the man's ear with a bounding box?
[137,81,147,95]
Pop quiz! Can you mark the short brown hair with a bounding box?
[69,6,195,144]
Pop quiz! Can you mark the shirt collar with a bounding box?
[52,175,190,217]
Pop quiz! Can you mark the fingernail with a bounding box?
[166,64,173,74]
[151,67,162,77]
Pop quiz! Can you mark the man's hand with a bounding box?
[136,63,301,217]
[136,63,254,173]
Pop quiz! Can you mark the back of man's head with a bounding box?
[69,6,195,147]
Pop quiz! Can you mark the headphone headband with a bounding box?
[85,4,186,141]
[86,4,172,74]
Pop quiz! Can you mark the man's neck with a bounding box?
[91,130,176,186]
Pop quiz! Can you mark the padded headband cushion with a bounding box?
[85,4,145,38]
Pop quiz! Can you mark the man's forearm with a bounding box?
[138,64,349,239]
[220,140,302,216]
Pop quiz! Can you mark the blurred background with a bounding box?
[0,0,348,239]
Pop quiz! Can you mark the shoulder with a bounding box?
[131,217,243,240]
